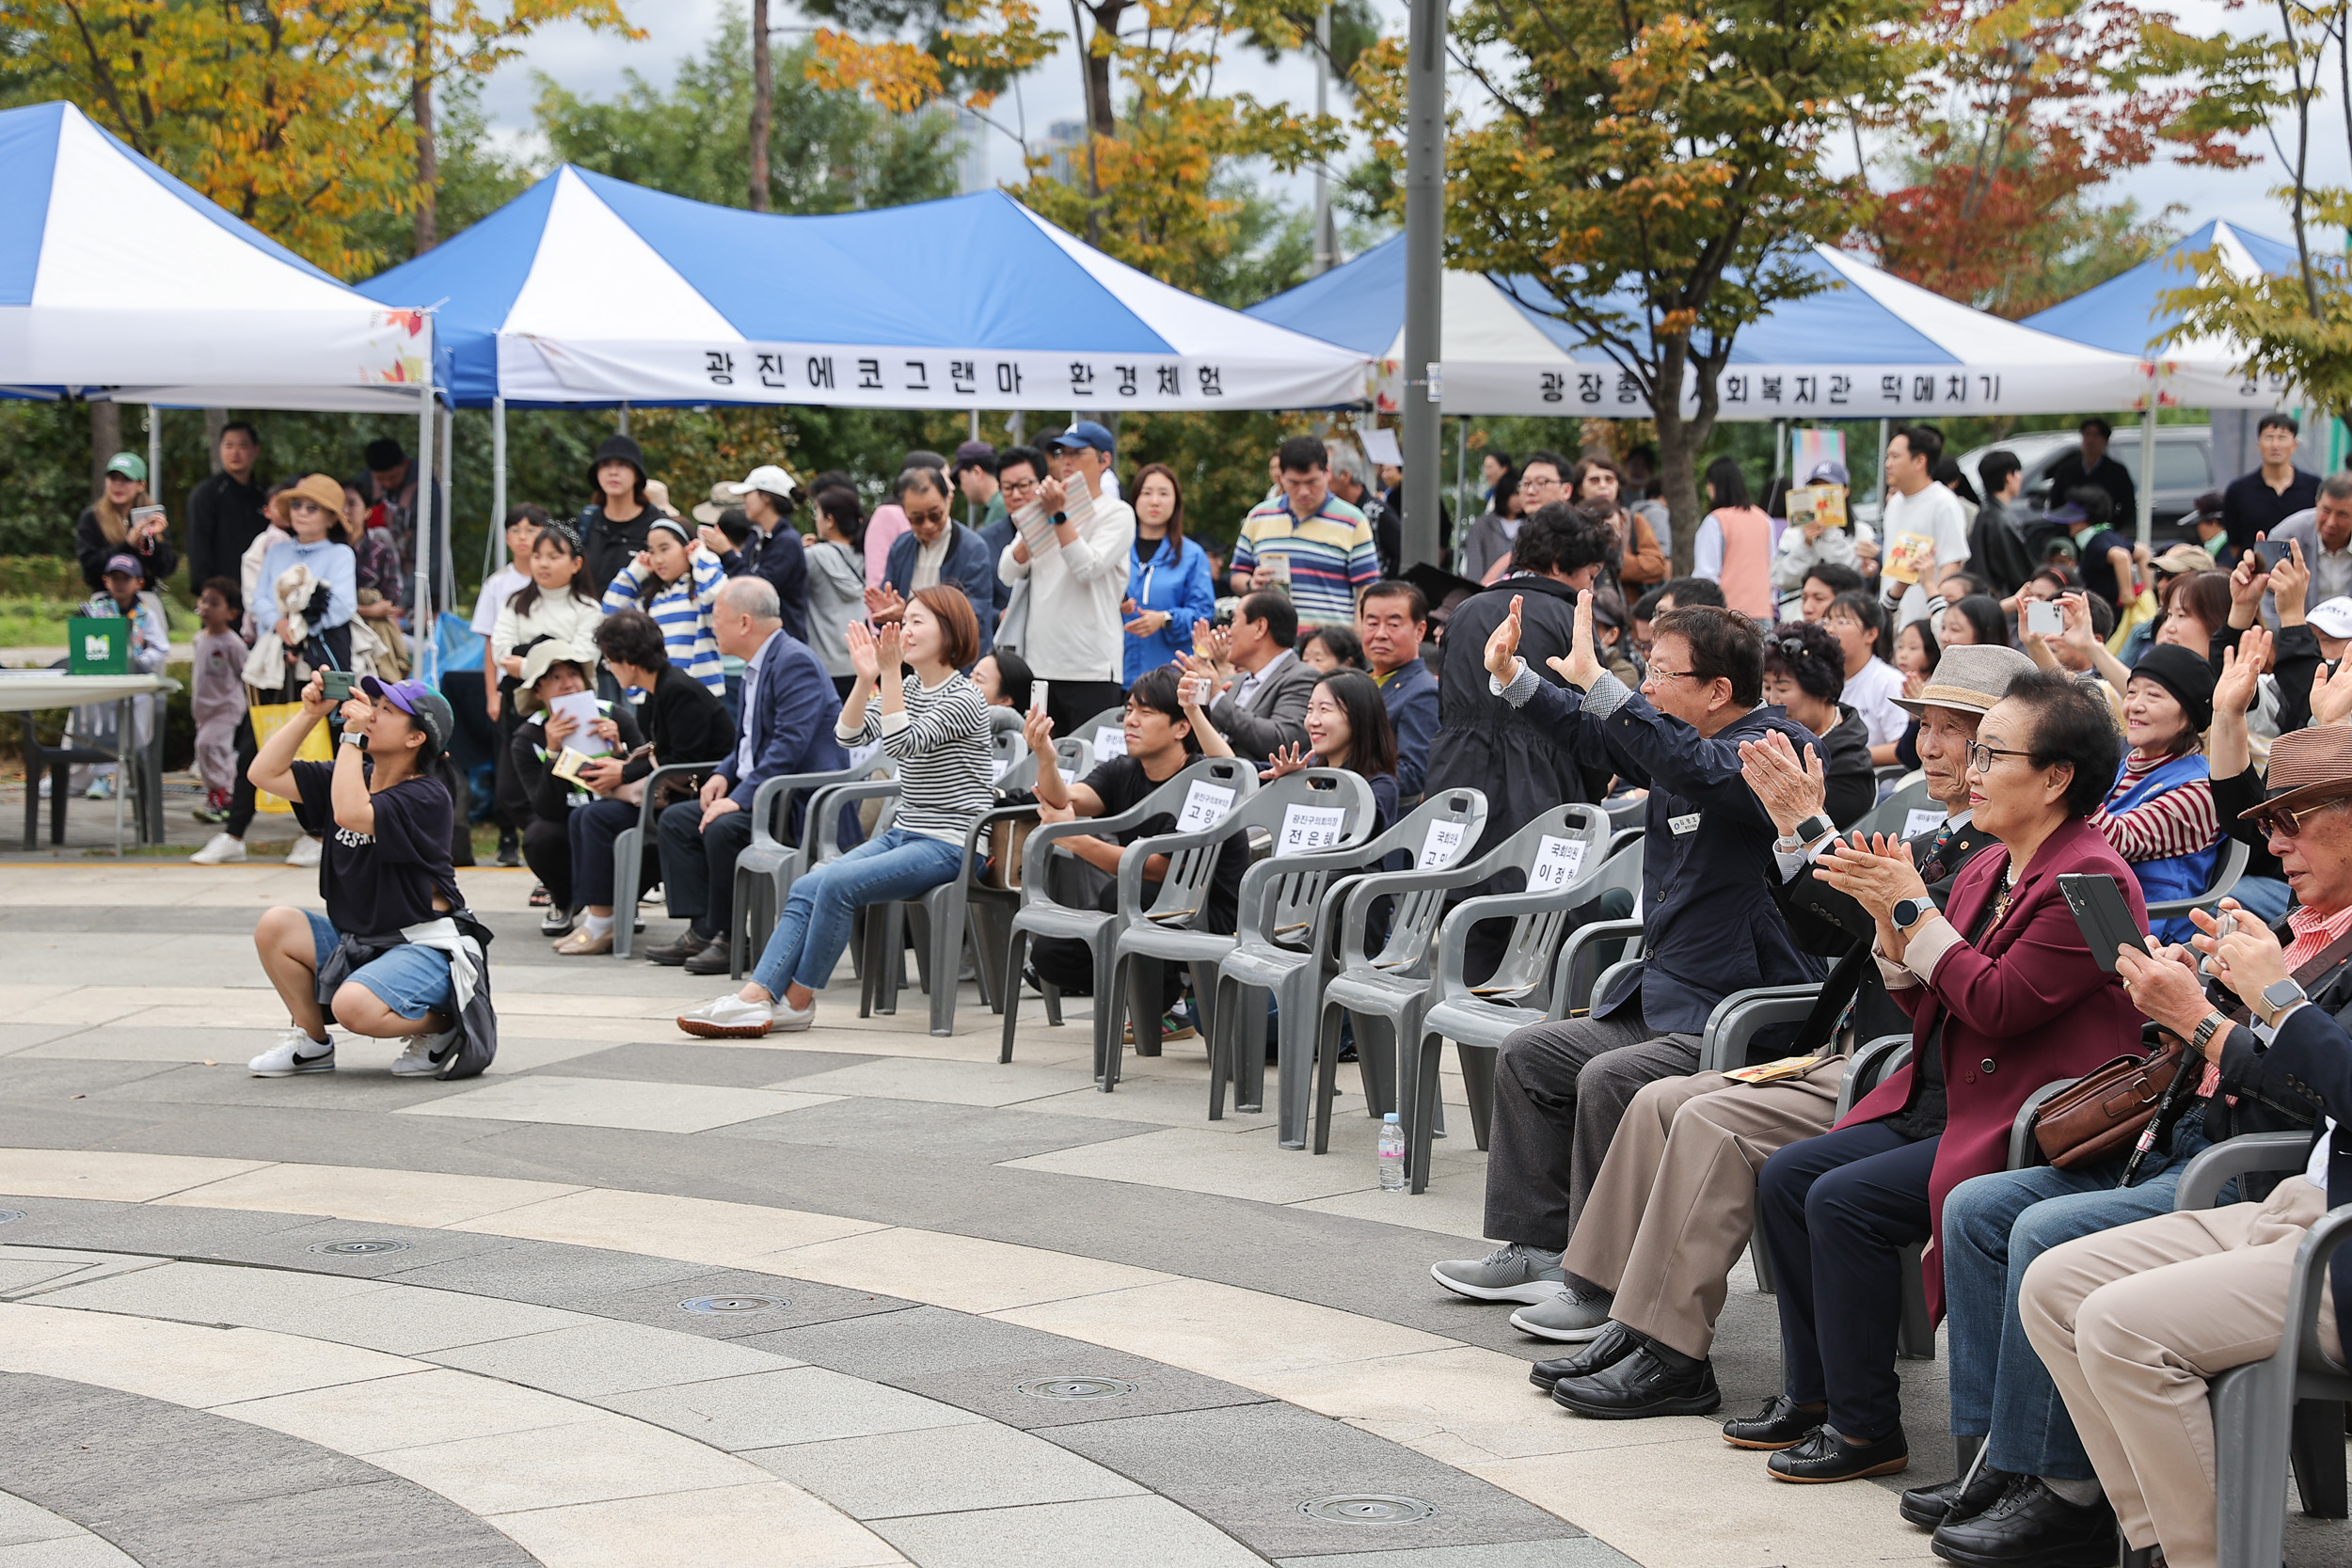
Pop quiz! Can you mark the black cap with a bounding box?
[589,434,646,491]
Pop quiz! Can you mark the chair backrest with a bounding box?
[1603,793,1646,830]
[1020,754,1258,913]
[990,724,1025,775]
[995,736,1092,795]
[1857,774,1937,841]
[1471,802,1614,1001]
[1076,705,1132,768]
[1356,788,1491,971]
[1137,768,1373,932]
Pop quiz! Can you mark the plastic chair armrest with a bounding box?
[1836,1036,1914,1121]
[2288,1206,2352,1375]
[1537,918,1645,1017]
[633,761,729,835]
[2172,1131,2313,1212]
[1696,985,1824,1075]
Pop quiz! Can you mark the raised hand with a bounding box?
[696,524,732,556]
[863,583,905,624]
[1023,704,1056,755]
[1738,729,1827,838]
[846,619,882,682]
[1544,590,1601,690]
[875,620,904,678]
[1483,594,1525,683]
[1260,741,1311,781]
[2058,592,2098,654]
[1036,476,1068,514]
[2273,538,2312,622]
[2231,547,2271,612]
[2314,656,2352,728]
[2215,627,2270,718]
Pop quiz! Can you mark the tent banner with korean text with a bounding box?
[360,167,1371,411]
[1246,235,2155,420]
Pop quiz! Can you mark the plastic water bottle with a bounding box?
[1377,1113,1407,1191]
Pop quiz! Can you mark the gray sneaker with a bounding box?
[1509,1286,1615,1342]
[1432,1243,1567,1304]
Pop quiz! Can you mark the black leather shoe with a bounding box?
[1550,1343,1721,1419]
[643,929,716,966]
[1530,1322,1639,1392]
[1901,1466,2013,1530]
[1931,1476,2117,1568]
[1722,1393,1826,1450]
[682,942,736,975]
[1767,1424,1910,1482]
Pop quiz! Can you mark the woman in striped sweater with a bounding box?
[677,585,993,1037]
[2092,642,2221,942]
[600,517,726,694]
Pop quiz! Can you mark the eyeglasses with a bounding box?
[903,508,948,527]
[1965,741,2040,772]
[2251,797,2352,838]
[1645,665,1699,684]
[1001,477,1039,494]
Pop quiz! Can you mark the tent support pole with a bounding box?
[969,408,979,442]
[438,402,454,615]
[617,403,629,436]
[1873,418,1889,511]
[1772,420,1785,484]
[1454,416,1468,557]
[487,396,507,582]
[415,385,437,639]
[1399,0,1445,568]
[2136,407,2156,555]
[146,406,162,507]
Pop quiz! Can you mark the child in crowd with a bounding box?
[474,505,539,721]
[71,552,173,799]
[192,578,249,824]
[602,516,727,694]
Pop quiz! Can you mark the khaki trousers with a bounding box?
[2019,1178,2344,1567]
[1561,1059,1843,1359]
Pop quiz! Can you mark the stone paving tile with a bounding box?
[710,1093,1159,1164]
[744,1420,1144,1518]
[530,1041,875,1087]
[592,1268,916,1339]
[1271,1544,1639,1568]
[425,1317,799,1397]
[0,1530,139,1566]
[1041,1401,1577,1560]
[396,1073,839,1134]
[597,1365,985,1449]
[487,1480,906,1568]
[366,1412,771,1514]
[869,1494,1263,1568]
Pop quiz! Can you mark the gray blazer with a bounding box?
[1211,649,1315,762]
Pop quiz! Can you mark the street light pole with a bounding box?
[1311,5,1336,277]
[1400,0,1445,568]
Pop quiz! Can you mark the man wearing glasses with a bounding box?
[872,465,1000,656]
[1431,589,1824,1335]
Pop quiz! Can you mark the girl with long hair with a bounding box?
[600,516,726,693]
[1121,462,1217,684]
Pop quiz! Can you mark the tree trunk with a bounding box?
[204,409,228,472]
[412,6,437,253]
[749,0,772,212]
[1646,337,1708,577]
[90,402,121,500]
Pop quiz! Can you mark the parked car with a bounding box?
[1957,425,2215,556]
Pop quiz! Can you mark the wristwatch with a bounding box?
[340,730,366,749]
[2191,1013,2228,1053]
[1791,814,1832,846]
[2260,977,2308,1026]
[1891,896,1933,932]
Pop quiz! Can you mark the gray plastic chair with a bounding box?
[1856,774,1935,840]
[1105,769,1378,1095]
[999,757,1260,1073]
[611,759,731,959]
[1072,705,1133,769]
[963,736,1093,1015]
[1416,832,1646,1160]
[2146,838,2251,926]
[1324,803,1613,1188]
[726,759,888,979]
[2171,1131,2351,1564]
[1209,787,1489,1145]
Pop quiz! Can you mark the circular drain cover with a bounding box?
[680,1295,784,1314]
[1019,1376,1136,1402]
[0,1211,24,1225]
[1301,1495,1436,1526]
[306,1240,410,1256]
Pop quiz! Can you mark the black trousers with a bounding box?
[225,715,261,838]
[656,799,757,937]
[1043,679,1127,740]
[520,816,573,911]
[1029,880,1181,1007]
[1756,1120,1939,1442]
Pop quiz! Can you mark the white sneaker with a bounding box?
[771,996,817,1034]
[676,993,777,1038]
[190,832,246,865]
[391,1026,461,1077]
[285,837,323,868]
[85,775,112,800]
[249,1029,335,1076]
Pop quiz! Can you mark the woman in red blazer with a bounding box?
[1729,669,2143,1484]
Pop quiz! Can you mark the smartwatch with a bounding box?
[1792,814,1833,846]
[2261,977,2308,1026]
[340,730,366,749]
[1891,896,1932,932]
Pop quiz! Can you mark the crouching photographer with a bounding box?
[245,669,497,1080]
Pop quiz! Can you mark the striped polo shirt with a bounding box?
[839,669,994,844]
[1232,491,1379,626]
[601,548,728,694]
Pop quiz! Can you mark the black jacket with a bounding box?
[75,508,178,593]
[504,698,646,825]
[1423,576,1605,866]
[1815,703,1877,830]
[619,665,738,785]
[186,470,270,589]
[580,502,654,598]
[1508,669,1826,1037]
[2047,451,2137,525]
[717,525,810,644]
[1967,498,2037,599]
[1776,816,1998,1050]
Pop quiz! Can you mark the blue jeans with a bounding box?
[304,911,454,1020]
[2228,873,2291,927]
[750,826,964,998]
[1943,1112,2217,1479]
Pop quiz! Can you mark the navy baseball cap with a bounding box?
[360,675,453,759]
[1804,460,1849,486]
[1046,420,1116,456]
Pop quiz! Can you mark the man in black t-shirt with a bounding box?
[245,670,476,1079]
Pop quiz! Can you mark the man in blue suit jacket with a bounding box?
[879,468,997,657]
[1433,592,1821,1325]
[647,577,847,974]
[1359,579,1439,797]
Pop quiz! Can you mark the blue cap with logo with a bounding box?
[1046,420,1116,456]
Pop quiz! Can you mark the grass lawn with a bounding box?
[0,594,199,650]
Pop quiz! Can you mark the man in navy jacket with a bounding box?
[646,577,847,974]
[878,467,997,657]
[1359,578,1439,797]
[1433,593,1822,1334]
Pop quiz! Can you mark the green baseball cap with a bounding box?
[104,451,148,483]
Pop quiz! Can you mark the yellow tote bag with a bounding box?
[247,702,330,814]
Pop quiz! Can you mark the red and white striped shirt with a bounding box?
[2090,752,2220,864]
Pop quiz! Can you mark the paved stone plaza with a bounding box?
[0,859,2342,1568]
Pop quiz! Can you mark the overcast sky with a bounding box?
[477,0,2341,255]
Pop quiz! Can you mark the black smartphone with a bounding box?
[2257,538,2295,568]
[321,669,357,703]
[2058,873,2147,974]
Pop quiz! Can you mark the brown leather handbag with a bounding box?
[2030,1041,2190,1169]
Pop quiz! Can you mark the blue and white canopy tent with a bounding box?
[0,101,453,638]
[358,166,1372,412]
[2021,219,2303,410]
[1246,230,2157,422]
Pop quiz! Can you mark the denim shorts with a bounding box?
[306,911,456,1021]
